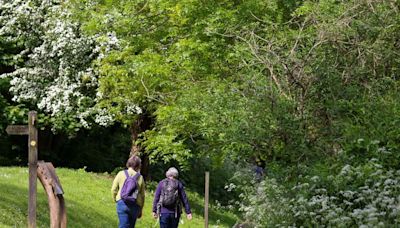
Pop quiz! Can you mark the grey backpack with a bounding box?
[160,178,179,207]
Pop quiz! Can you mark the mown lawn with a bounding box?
[0,167,236,228]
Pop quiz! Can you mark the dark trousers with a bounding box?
[116,200,140,228]
[160,213,181,228]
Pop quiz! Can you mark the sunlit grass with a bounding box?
[0,167,236,227]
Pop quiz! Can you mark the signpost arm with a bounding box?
[28,111,38,228]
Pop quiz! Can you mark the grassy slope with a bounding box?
[0,167,236,228]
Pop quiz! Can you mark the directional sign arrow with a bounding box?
[6,125,29,135]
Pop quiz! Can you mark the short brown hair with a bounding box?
[126,155,141,171]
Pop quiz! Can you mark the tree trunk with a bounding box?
[129,113,153,181]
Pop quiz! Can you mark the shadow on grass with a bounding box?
[0,183,116,227]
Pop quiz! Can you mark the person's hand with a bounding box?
[152,212,158,219]
[187,213,192,220]
[138,210,142,219]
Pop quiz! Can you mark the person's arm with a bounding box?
[111,172,121,202]
[178,181,192,219]
[137,175,145,218]
[137,175,146,207]
[152,181,163,217]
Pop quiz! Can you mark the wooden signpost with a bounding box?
[6,111,38,228]
[5,125,29,135]
[6,111,67,228]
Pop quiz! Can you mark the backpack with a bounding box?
[120,170,141,205]
[160,178,179,207]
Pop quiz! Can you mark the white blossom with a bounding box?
[95,108,114,126]
[0,0,119,131]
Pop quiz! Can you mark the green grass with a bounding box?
[0,167,236,228]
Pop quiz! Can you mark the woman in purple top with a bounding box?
[152,167,192,228]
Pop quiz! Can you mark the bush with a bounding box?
[236,159,400,227]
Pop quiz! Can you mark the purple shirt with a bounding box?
[152,178,191,214]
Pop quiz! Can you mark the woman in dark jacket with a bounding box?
[152,167,192,228]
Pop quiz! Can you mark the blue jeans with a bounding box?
[160,213,180,228]
[116,200,140,228]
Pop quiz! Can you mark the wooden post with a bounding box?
[204,171,209,228]
[28,111,38,228]
[37,161,67,228]
[6,112,38,228]
[6,111,67,228]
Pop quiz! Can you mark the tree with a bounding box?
[69,0,304,168]
[0,0,137,133]
[67,0,240,165]
[229,0,400,163]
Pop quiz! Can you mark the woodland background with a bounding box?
[1,0,400,226]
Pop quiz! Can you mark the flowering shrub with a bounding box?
[220,164,290,227]
[239,178,291,227]
[0,0,141,131]
[236,159,400,227]
[1,0,96,130]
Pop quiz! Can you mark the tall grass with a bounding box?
[0,167,236,228]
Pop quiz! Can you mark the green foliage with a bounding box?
[67,0,273,164]
[2,0,400,225]
[235,159,400,227]
[1,0,397,167]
